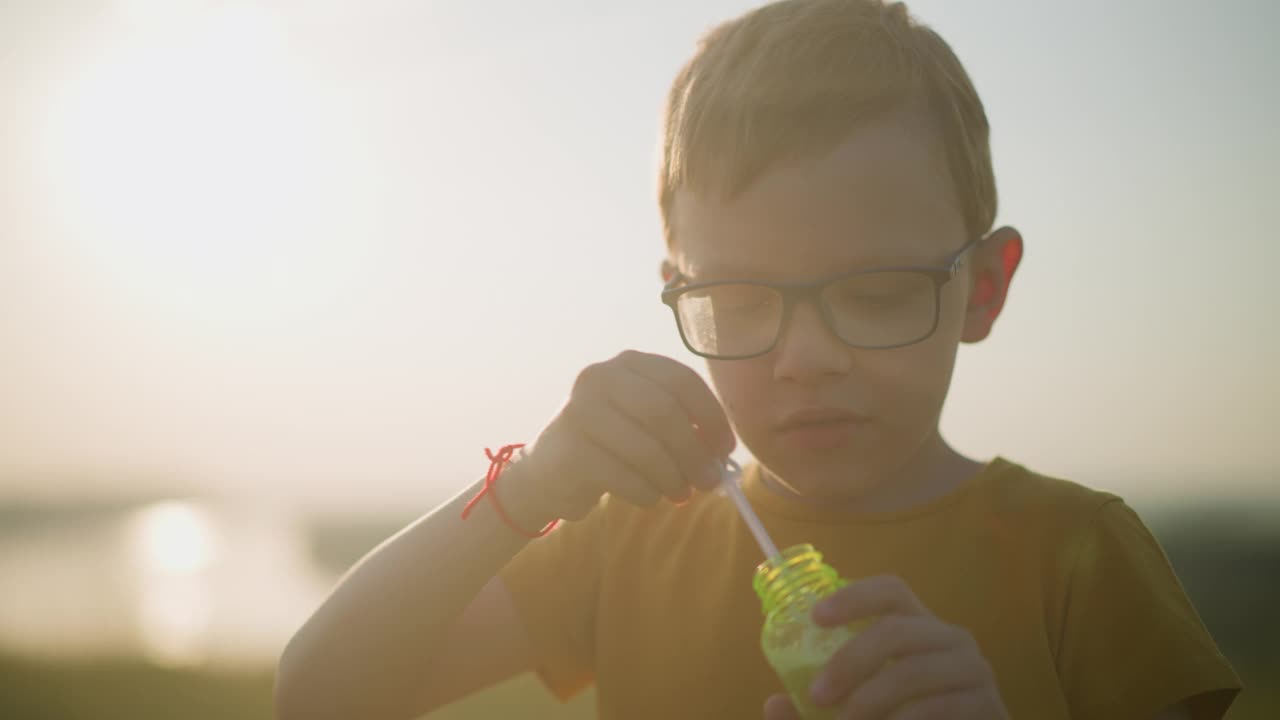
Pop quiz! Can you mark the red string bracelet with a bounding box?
[460,444,559,538]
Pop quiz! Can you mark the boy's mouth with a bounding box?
[774,408,867,450]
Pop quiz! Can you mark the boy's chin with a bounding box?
[762,454,891,505]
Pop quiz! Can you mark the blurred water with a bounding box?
[0,499,336,669]
[1,493,1275,688]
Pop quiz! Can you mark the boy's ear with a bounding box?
[962,226,1023,343]
[661,259,676,283]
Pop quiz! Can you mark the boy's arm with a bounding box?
[410,574,535,709]
[274,351,730,719]
[274,470,551,720]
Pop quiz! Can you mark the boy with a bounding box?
[275,1,1241,718]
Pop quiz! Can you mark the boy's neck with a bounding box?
[760,432,984,514]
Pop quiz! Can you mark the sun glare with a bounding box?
[127,500,218,667]
[36,1,376,332]
[129,500,219,575]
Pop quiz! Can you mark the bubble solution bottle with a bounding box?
[714,461,862,720]
[753,543,861,720]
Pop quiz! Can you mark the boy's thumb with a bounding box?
[762,693,802,720]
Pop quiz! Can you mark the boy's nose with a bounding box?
[771,301,852,383]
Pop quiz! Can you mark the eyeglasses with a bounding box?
[661,235,984,360]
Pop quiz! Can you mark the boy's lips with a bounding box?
[773,407,868,450]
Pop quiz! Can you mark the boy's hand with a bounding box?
[764,575,1008,720]
[500,350,735,527]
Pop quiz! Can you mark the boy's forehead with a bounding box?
[670,117,965,279]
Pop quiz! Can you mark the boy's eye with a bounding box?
[720,298,775,314]
[827,272,931,310]
[835,288,909,303]
[710,286,777,313]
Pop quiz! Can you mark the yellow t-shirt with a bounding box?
[499,458,1240,719]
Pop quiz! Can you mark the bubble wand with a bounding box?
[718,458,782,562]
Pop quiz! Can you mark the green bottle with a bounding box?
[753,543,860,720]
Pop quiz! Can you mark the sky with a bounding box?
[1,0,1277,514]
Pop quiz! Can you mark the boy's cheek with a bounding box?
[856,348,958,426]
[706,362,771,431]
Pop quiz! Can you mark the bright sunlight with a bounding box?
[35,1,376,334]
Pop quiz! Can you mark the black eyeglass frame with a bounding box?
[660,234,986,360]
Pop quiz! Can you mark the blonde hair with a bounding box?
[659,0,996,247]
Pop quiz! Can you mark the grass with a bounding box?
[0,654,594,720]
[0,655,274,720]
[1,653,1274,719]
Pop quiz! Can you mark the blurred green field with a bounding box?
[0,653,595,720]
[0,653,1275,719]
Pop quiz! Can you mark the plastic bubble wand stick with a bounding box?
[718,458,782,562]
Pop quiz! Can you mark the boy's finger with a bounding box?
[566,394,685,501]
[842,650,983,719]
[810,615,955,707]
[601,366,720,494]
[563,434,664,508]
[762,693,801,720]
[617,350,735,456]
[877,689,987,720]
[812,574,930,626]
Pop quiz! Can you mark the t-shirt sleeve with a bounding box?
[1056,499,1242,719]
[498,500,609,701]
